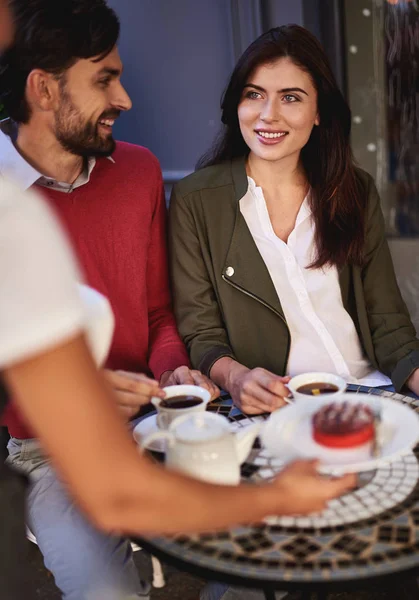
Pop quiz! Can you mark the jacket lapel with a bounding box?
[338,264,350,312]
[222,158,286,320]
[223,159,368,352]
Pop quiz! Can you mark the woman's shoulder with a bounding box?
[352,167,384,236]
[353,166,375,189]
[174,161,235,199]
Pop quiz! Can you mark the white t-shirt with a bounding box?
[240,177,391,387]
[0,177,113,368]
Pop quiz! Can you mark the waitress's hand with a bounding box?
[227,363,291,415]
[272,460,356,515]
[103,369,165,419]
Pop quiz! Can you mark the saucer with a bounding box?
[261,393,419,475]
[133,414,166,453]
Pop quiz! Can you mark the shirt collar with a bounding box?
[0,129,115,193]
[295,193,311,226]
[247,175,311,226]
[0,129,40,191]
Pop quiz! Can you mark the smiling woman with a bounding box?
[169,25,419,428]
[237,59,319,170]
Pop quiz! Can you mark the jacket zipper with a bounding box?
[221,274,291,365]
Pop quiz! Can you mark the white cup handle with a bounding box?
[283,383,294,404]
[157,412,170,430]
[139,430,174,452]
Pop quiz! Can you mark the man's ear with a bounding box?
[25,69,61,113]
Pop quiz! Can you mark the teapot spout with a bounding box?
[235,423,262,464]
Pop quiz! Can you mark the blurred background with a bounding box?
[106,0,419,332]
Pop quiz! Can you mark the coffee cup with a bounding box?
[151,384,211,429]
[287,372,346,402]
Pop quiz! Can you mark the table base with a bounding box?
[263,591,329,600]
[300,592,328,600]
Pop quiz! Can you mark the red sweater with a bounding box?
[4,141,189,438]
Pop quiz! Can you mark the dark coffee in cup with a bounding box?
[296,383,339,396]
[160,395,203,409]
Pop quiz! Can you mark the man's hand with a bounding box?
[228,363,291,415]
[103,369,165,419]
[272,460,356,515]
[160,366,220,400]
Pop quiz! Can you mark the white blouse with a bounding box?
[240,177,391,387]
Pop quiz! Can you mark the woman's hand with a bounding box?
[407,368,419,396]
[271,460,356,515]
[226,361,291,415]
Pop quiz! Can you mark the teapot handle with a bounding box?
[139,430,175,453]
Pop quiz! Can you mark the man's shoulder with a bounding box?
[174,162,234,199]
[112,141,160,172]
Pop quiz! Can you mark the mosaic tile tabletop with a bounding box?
[138,386,419,586]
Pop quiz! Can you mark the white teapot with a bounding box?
[140,412,261,485]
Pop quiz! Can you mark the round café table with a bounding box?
[133,385,419,599]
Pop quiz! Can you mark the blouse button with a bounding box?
[225,266,235,277]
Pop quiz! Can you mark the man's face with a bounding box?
[53,46,132,157]
[0,0,14,51]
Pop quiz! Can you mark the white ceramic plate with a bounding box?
[133,414,166,453]
[260,393,419,475]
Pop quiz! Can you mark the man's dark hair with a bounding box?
[0,0,120,124]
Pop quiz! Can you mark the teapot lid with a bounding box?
[170,412,230,443]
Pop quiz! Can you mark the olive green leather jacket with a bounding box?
[169,157,419,391]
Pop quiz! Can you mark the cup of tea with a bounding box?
[287,372,346,402]
[151,384,211,429]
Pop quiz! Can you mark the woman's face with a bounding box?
[238,57,319,166]
[0,0,14,51]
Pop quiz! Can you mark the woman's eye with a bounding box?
[245,90,262,100]
[283,94,298,103]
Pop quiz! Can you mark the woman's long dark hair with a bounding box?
[197,25,365,269]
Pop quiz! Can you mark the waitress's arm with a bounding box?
[0,179,354,534]
[5,334,355,534]
[360,171,419,391]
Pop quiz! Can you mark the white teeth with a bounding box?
[257,131,287,139]
[99,119,115,127]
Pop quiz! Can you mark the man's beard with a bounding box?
[54,84,118,158]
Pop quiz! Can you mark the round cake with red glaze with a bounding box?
[312,402,374,449]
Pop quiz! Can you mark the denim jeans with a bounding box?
[7,437,150,600]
